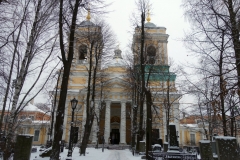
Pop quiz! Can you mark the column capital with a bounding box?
[105,100,111,106]
[121,101,127,105]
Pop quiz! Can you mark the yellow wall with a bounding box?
[180,127,203,147]
[25,126,49,145]
[72,77,87,84]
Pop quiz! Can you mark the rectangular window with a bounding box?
[152,129,160,145]
[196,119,201,124]
[237,121,240,128]
[190,134,195,146]
[34,130,40,141]
[29,116,34,120]
[20,116,26,120]
[3,115,8,123]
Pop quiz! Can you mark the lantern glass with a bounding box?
[71,98,78,110]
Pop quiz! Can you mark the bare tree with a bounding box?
[130,0,149,154]
[79,19,115,155]
[51,0,84,159]
[0,1,59,159]
[182,0,240,136]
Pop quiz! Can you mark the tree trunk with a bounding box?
[51,65,71,159]
[80,42,94,155]
[137,11,146,152]
[226,0,240,97]
[50,67,63,142]
[51,0,80,159]
[145,90,152,160]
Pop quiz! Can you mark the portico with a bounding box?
[103,101,128,144]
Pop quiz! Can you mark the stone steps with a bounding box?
[84,144,130,150]
[108,145,130,150]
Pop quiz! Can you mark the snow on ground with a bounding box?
[31,146,141,160]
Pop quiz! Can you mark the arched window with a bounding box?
[147,45,156,64]
[79,45,87,60]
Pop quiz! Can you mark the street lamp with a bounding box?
[67,98,78,157]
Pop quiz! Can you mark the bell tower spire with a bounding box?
[86,3,91,20]
[146,5,151,22]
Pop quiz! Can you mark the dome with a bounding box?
[107,48,126,67]
[145,22,157,28]
[79,20,95,26]
[108,59,126,67]
[113,49,123,59]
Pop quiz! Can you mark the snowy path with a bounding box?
[105,150,131,160]
[31,146,141,160]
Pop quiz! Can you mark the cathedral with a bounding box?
[57,12,180,146]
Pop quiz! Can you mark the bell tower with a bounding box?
[131,10,180,143]
[132,11,169,66]
[74,9,102,67]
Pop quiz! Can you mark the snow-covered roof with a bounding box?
[199,140,210,143]
[23,103,46,114]
[32,120,50,124]
[180,124,198,128]
[215,136,236,140]
[18,134,34,137]
[152,144,162,147]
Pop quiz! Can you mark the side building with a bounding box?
[0,102,50,145]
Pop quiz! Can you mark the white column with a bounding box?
[104,101,111,143]
[81,100,87,141]
[120,101,126,144]
[163,108,167,142]
[164,42,168,64]
[52,100,58,139]
[63,99,70,140]
[143,102,147,141]
[92,101,99,143]
[181,128,185,146]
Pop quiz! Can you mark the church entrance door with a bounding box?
[110,129,120,144]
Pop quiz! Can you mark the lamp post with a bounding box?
[67,98,78,157]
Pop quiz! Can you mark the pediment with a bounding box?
[78,77,131,94]
[104,77,131,88]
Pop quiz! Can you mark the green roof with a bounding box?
[134,65,176,81]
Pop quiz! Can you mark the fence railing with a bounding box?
[148,152,198,160]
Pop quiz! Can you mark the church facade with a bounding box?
[57,14,180,146]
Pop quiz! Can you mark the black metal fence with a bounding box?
[148,152,198,160]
